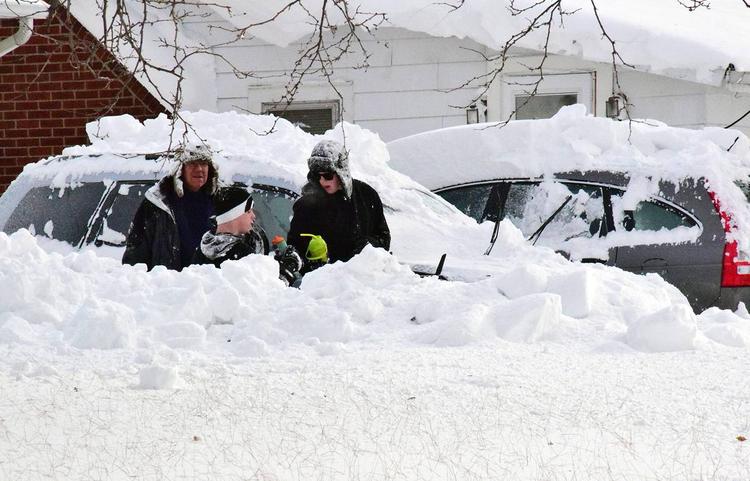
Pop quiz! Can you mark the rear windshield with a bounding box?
[3,183,107,246]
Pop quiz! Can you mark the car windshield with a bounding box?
[96,182,153,246]
[93,181,297,248]
[3,183,107,246]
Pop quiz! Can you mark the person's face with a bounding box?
[236,209,256,234]
[182,161,210,192]
[318,171,342,194]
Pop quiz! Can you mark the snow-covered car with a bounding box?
[0,112,468,277]
[388,106,750,311]
[0,153,299,256]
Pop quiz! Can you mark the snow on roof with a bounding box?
[55,1,749,113]
[66,0,216,111]
[0,0,47,19]
[389,105,750,189]
[215,0,750,86]
[55,110,428,197]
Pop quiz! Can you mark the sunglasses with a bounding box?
[318,172,336,181]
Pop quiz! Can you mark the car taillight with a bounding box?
[722,240,750,287]
[710,190,750,287]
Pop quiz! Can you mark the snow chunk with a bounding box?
[494,293,562,343]
[494,264,548,299]
[626,304,697,352]
[0,314,36,345]
[547,269,594,319]
[137,364,180,390]
[698,307,750,348]
[64,297,136,350]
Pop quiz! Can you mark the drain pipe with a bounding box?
[0,16,34,57]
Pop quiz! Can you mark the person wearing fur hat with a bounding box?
[287,139,390,272]
[122,145,219,271]
[192,186,303,285]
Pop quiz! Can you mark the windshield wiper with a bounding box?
[483,183,511,256]
[527,195,573,246]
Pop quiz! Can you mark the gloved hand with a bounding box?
[275,245,303,287]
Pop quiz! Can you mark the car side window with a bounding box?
[95,182,154,246]
[609,191,696,231]
[437,184,493,222]
[505,181,604,246]
[3,183,107,246]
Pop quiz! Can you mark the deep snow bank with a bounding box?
[3,228,750,384]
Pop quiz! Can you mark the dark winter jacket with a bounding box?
[122,175,215,271]
[191,229,265,267]
[288,178,390,266]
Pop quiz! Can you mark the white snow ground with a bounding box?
[2,111,750,480]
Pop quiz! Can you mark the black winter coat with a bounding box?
[122,177,212,271]
[287,178,390,265]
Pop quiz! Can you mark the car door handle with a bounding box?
[642,258,668,274]
[642,258,667,267]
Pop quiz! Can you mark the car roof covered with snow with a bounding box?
[388,105,750,247]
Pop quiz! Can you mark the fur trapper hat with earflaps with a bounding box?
[306,140,353,198]
[171,145,220,197]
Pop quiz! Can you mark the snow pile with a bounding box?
[1,227,747,366]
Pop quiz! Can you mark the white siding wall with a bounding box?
[488,54,750,136]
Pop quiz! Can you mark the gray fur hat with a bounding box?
[171,145,219,197]
[306,139,353,197]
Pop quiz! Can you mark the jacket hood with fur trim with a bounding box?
[170,146,220,197]
[305,140,353,198]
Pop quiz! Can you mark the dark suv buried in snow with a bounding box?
[388,121,750,312]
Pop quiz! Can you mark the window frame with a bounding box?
[501,72,594,120]
[262,99,341,134]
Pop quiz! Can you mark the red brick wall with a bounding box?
[0,8,166,192]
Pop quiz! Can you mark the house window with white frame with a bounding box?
[502,73,594,120]
[262,100,341,134]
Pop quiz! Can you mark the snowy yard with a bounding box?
[2,228,750,480]
[2,110,750,480]
[3,344,749,480]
